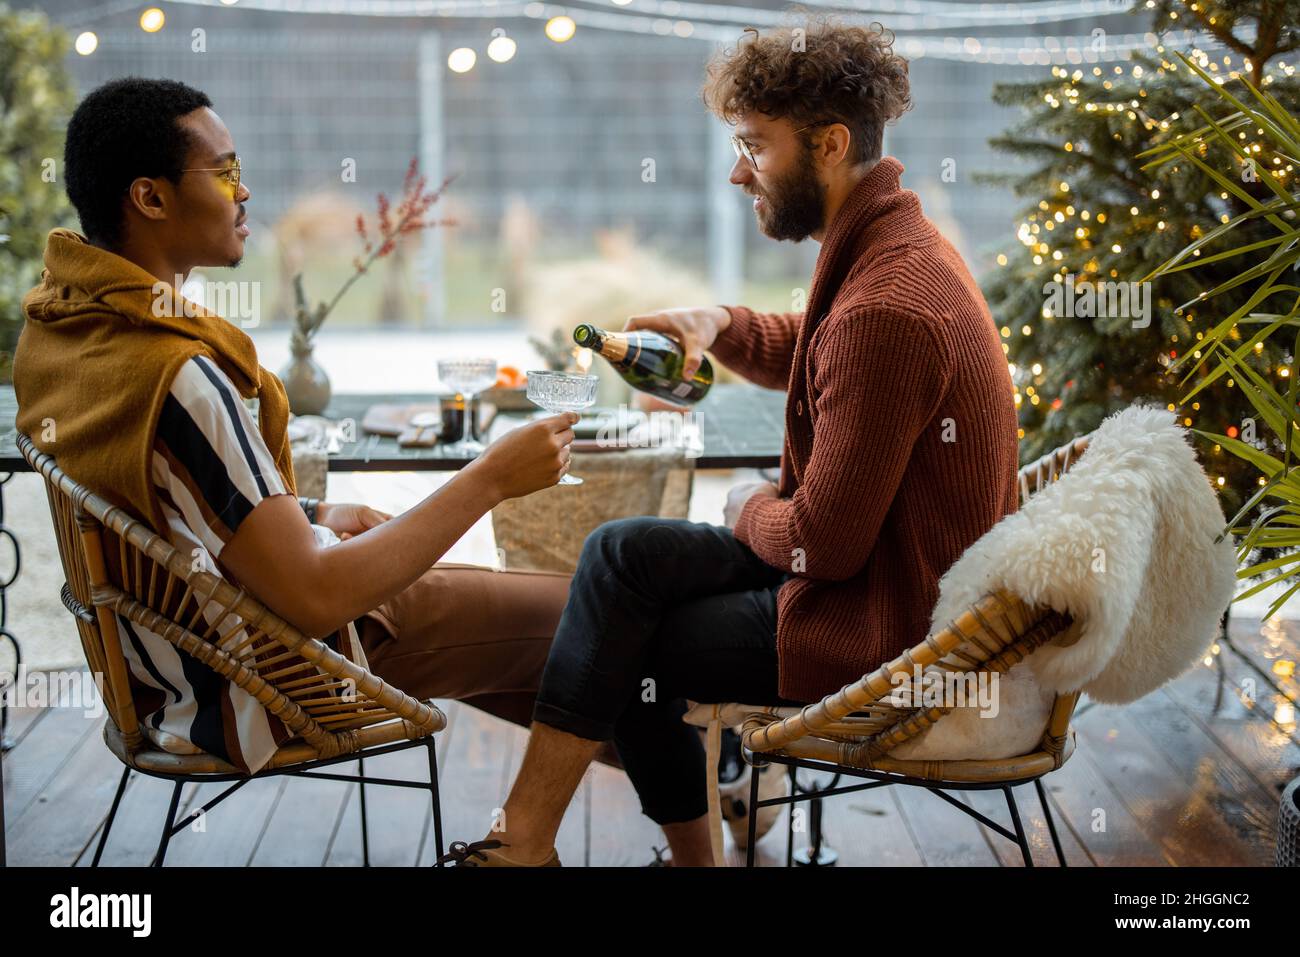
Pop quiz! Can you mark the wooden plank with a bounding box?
[1161,651,1300,803]
[779,766,924,867]
[321,762,366,867]
[76,775,197,867]
[158,776,286,866]
[1225,617,1299,731]
[1074,701,1265,866]
[325,712,450,867]
[989,776,1092,866]
[1123,691,1279,864]
[890,780,1000,866]
[335,745,433,867]
[955,771,1094,866]
[249,765,353,867]
[1009,720,1170,866]
[2,700,54,750]
[4,715,126,865]
[3,698,100,829]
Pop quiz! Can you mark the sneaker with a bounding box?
[436,838,561,867]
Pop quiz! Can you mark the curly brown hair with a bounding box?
[701,18,912,166]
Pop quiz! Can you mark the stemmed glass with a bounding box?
[525,370,599,485]
[436,357,498,457]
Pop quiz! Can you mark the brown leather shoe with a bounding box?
[436,839,561,867]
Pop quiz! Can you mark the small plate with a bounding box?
[409,411,441,428]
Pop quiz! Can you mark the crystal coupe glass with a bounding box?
[436,357,498,457]
[525,370,599,485]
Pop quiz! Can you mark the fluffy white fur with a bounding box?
[895,404,1238,759]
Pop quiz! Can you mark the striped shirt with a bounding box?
[116,355,367,773]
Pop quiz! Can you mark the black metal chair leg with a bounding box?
[1004,786,1033,867]
[786,766,796,868]
[150,780,183,867]
[426,739,444,865]
[1034,777,1067,867]
[92,766,131,866]
[358,756,370,868]
[745,764,761,867]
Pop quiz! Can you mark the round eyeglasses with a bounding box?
[730,124,823,172]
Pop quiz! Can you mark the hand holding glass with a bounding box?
[526,370,599,485]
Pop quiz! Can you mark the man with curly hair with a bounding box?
[442,20,1020,867]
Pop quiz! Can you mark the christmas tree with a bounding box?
[979,0,1300,513]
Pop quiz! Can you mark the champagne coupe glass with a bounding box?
[436,357,498,457]
[526,370,599,485]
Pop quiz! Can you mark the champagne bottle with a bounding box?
[573,323,713,404]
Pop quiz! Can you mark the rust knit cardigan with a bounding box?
[710,156,1020,703]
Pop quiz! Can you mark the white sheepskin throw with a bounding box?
[895,404,1239,760]
[939,404,1236,700]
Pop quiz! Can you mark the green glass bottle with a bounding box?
[573,323,713,404]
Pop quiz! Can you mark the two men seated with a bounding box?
[13,20,1018,866]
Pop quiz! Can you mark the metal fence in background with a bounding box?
[54,12,1039,324]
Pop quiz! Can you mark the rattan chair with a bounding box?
[699,435,1093,867]
[18,433,447,867]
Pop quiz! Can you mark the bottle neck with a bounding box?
[593,330,631,362]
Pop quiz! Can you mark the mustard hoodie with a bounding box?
[14,228,297,534]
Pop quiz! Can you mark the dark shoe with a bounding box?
[645,844,672,867]
[436,838,561,867]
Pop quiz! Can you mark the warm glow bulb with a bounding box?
[74,31,98,55]
[139,7,165,32]
[546,16,576,42]
[447,47,477,73]
[487,35,517,63]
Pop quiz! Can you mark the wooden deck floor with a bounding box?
[3,615,1297,867]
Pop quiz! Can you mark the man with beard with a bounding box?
[439,19,1020,867]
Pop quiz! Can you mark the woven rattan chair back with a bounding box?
[18,433,443,773]
[740,434,1093,782]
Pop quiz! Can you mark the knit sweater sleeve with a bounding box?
[734,307,952,581]
[708,304,802,391]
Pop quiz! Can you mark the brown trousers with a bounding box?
[357,562,623,767]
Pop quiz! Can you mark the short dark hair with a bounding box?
[701,18,912,166]
[64,77,213,246]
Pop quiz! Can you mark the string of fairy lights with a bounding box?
[62,0,1241,68]
[998,43,1297,484]
[66,0,1140,30]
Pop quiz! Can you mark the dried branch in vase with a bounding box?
[289,157,454,354]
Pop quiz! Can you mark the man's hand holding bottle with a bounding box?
[623,306,731,381]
